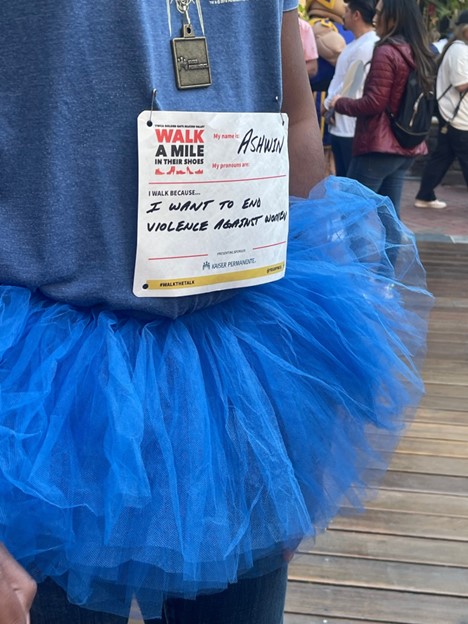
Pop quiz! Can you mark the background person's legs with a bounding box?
[347,153,413,215]
[377,157,413,216]
[330,135,353,177]
[31,577,129,624]
[447,125,468,187]
[416,128,456,202]
[347,154,413,267]
[145,564,289,624]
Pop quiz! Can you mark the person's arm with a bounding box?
[455,82,468,92]
[298,18,319,79]
[333,46,394,117]
[306,58,319,78]
[0,544,36,624]
[281,9,325,197]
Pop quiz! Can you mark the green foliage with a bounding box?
[418,0,466,21]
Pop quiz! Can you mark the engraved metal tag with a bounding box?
[172,24,212,89]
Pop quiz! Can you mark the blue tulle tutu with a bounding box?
[0,178,431,617]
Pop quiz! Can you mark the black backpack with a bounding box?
[387,49,435,149]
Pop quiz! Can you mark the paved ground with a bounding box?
[400,178,467,243]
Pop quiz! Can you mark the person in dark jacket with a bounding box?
[331,0,435,225]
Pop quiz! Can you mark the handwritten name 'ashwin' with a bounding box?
[237,129,285,155]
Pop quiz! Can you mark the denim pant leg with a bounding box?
[146,564,289,624]
[347,154,413,267]
[330,134,353,177]
[416,128,456,201]
[377,157,413,217]
[31,578,129,624]
[347,153,413,215]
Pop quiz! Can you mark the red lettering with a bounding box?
[155,129,173,142]
[155,128,205,143]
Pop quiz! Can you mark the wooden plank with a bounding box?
[427,333,468,346]
[425,342,468,358]
[388,453,468,476]
[430,296,468,310]
[427,324,468,336]
[301,531,468,567]
[395,437,468,457]
[427,309,468,322]
[372,436,468,458]
[426,272,468,285]
[343,490,468,517]
[410,408,468,426]
[427,314,468,327]
[330,509,468,540]
[379,470,468,496]
[419,390,468,412]
[421,384,468,399]
[288,553,468,596]
[425,321,468,336]
[426,328,468,340]
[426,273,468,286]
[427,329,468,342]
[427,277,468,287]
[427,284,468,296]
[285,616,382,624]
[421,366,468,386]
[285,582,468,624]
[404,422,468,442]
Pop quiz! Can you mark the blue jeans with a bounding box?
[31,564,288,624]
[347,153,414,267]
[330,135,353,178]
[347,153,414,216]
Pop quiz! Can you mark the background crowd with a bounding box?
[299,0,468,211]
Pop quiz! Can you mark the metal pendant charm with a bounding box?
[172,24,212,89]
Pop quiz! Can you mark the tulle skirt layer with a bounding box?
[0,178,432,617]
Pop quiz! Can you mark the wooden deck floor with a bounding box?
[285,241,468,624]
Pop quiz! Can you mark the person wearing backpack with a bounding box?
[330,0,436,253]
[415,11,468,209]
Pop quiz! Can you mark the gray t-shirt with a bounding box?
[0,0,296,317]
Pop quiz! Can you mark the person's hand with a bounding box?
[329,95,342,109]
[0,544,36,624]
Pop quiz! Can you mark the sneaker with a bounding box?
[414,198,447,209]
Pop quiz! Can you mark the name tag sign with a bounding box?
[134,111,289,298]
